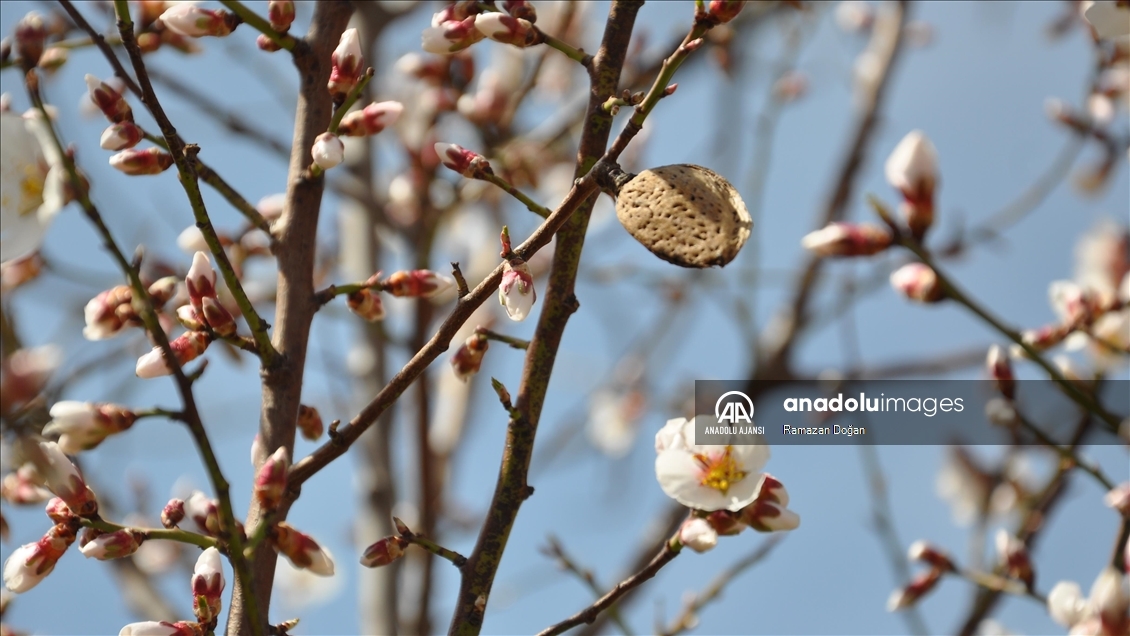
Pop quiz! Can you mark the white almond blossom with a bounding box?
[1,112,66,264]
[654,416,769,511]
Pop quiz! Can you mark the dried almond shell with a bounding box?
[614,164,751,268]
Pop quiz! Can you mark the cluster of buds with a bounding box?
[83,277,177,341]
[995,530,1035,590]
[253,447,289,511]
[191,547,224,623]
[884,130,939,241]
[890,262,943,303]
[384,269,454,298]
[801,222,893,257]
[328,28,363,102]
[434,142,492,179]
[337,101,404,137]
[297,404,325,441]
[675,474,801,554]
[79,528,144,560]
[451,330,489,381]
[183,252,237,337]
[42,401,139,454]
[270,522,334,576]
[85,74,174,175]
[159,4,240,38]
[2,521,77,593]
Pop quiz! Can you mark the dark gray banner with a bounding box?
[693,380,1129,445]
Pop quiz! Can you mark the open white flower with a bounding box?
[1082,1,1130,41]
[1,112,66,264]
[654,416,769,511]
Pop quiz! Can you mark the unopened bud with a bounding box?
[499,258,536,321]
[887,568,942,611]
[474,13,538,47]
[801,222,892,257]
[995,530,1034,589]
[37,47,68,71]
[890,263,943,303]
[384,269,454,298]
[347,288,385,322]
[267,0,295,32]
[253,447,289,510]
[297,405,324,441]
[312,132,344,170]
[161,499,185,528]
[100,122,144,151]
[135,331,211,378]
[451,333,488,381]
[393,517,411,536]
[15,12,47,68]
[907,541,955,572]
[434,142,490,178]
[708,0,745,24]
[159,4,238,38]
[337,101,405,137]
[422,16,485,55]
[360,535,409,568]
[79,528,143,560]
[272,522,335,576]
[678,517,718,553]
[985,344,1014,399]
[328,28,363,101]
[885,130,938,240]
[109,148,174,175]
[502,1,537,22]
[257,33,282,52]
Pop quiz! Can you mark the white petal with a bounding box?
[1048,580,1088,627]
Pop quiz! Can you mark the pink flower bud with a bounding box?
[434,142,490,178]
[384,269,454,298]
[83,285,134,340]
[297,404,324,441]
[267,0,295,32]
[312,132,344,170]
[148,276,179,305]
[14,12,47,68]
[44,497,75,525]
[135,331,211,378]
[159,3,237,38]
[739,474,800,532]
[43,401,138,454]
[186,251,218,309]
[109,148,174,175]
[986,344,1015,400]
[1019,324,1071,352]
[337,101,404,137]
[502,1,537,22]
[256,193,286,222]
[184,491,221,536]
[885,130,938,239]
[2,525,73,593]
[201,297,237,337]
[499,258,536,321]
[708,1,745,24]
[890,263,943,303]
[85,74,133,124]
[328,28,363,100]
[473,13,537,47]
[422,16,485,55]
[995,530,1034,589]
[907,541,955,572]
[38,47,68,71]
[191,547,224,622]
[887,568,942,611]
[1,465,52,504]
[272,522,335,576]
[801,222,892,257]
[80,528,144,560]
[177,305,206,331]
[100,122,144,151]
[257,33,282,52]
[678,517,718,553]
[118,621,203,636]
[704,509,746,536]
[451,333,488,381]
[360,535,408,568]
[347,288,386,322]
[29,441,97,516]
[1104,483,1130,517]
[161,498,186,528]
[254,447,289,511]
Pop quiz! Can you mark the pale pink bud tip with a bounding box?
[80,528,143,560]
[1104,483,1130,516]
[384,269,454,298]
[499,258,536,322]
[161,499,186,528]
[267,0,296,32]
[347,288,386,322]
[118,621,200,636]
[434,142,490,178]
[708,0,745,24]
[890,263,942,303]
[451,333,489,381]
[254,447,290,510]
[328,28,363,99]
[272,522,335,576]
[312,132,345,170]
[100,122,143,151]
[135,332,211,378]
[678,517,719,553]
[801,223,892,257]
[885,130,938,200]
[360,535,409,568]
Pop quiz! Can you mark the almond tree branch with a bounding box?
[228,3,356,633]
[111,0,278,365]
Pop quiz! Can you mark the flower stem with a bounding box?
[481,173,551,218]
[538,29,591,66]
[328,68,375,134]
[407,534,467,568]
[218,0,296,51]
[83,517,217,550]
[477,328,530,350]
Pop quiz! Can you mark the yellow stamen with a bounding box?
[694,446,748,495]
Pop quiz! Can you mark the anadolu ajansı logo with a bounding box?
[711,390,764,435]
